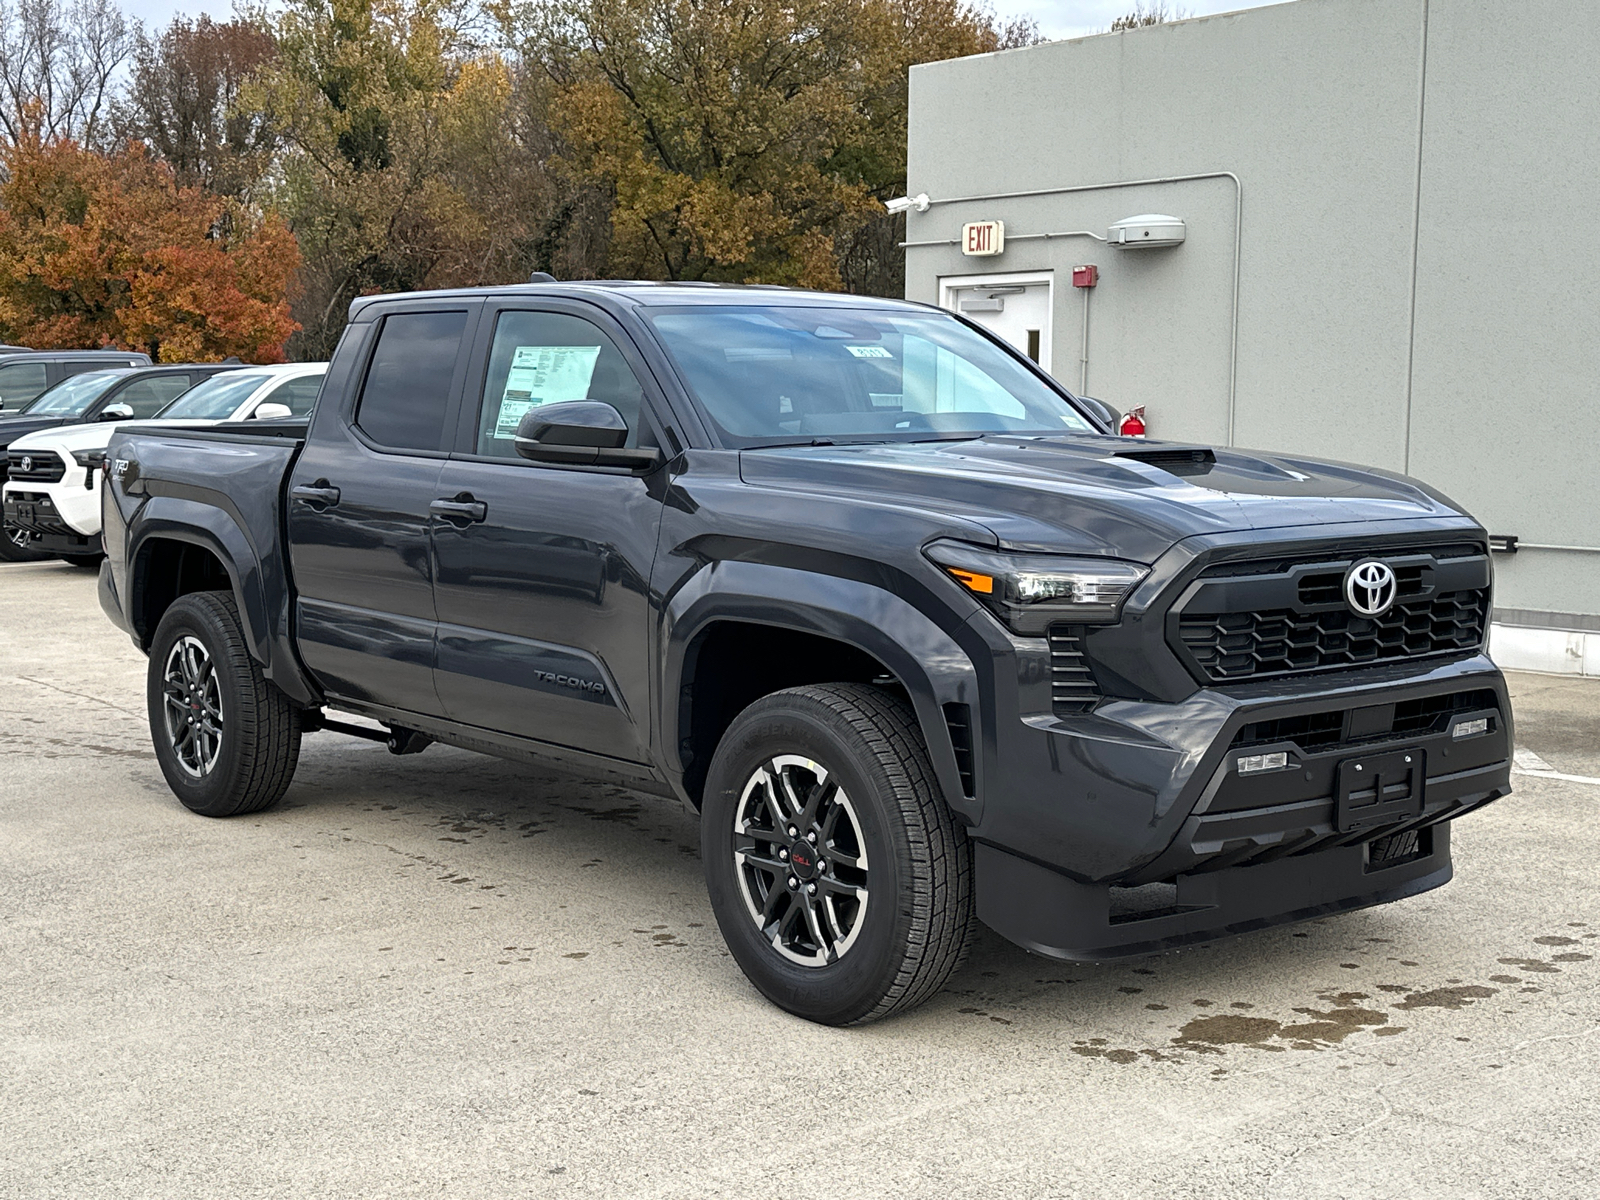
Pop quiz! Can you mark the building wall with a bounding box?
[905,0,1600,632]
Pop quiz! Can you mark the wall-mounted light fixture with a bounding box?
[1107,214,1186,248]
[884,193,931,215]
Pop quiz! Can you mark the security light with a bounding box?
[884,193,931,215]
[1108,214,1186,248]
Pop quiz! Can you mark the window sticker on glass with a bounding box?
[493,344,602,438]
[844,345,893,359]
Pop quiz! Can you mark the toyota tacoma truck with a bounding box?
[5,363,324,564]
[98,282,1512,1025]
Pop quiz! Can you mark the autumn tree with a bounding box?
[248,0,572,359]
[116,15,279,200]
[501,0,1036,294]
[0,129,300,360]
[839,0,1040,296]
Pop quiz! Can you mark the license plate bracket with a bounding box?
[1334,747,1426,834]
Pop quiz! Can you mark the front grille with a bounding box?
[1181,591,1490,682]
[7,449,65,483]
[1231,688,1500,752]
[1196,541,1483,579]
[1049,625,1101,714]
[1231,709,1346,752]
[1172,541,1491,684]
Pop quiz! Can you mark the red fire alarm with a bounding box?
[1072,264,1099,288]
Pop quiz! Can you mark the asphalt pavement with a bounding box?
[2,559,1596,1199]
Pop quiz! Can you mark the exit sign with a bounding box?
[962,220,1005,256]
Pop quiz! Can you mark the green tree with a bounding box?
[502,0,1035,293]
[249,0,559,358]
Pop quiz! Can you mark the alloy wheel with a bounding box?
[733,755,870,967]
[161,635,224,777]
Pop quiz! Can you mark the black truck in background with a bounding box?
[98,282,1512,1024]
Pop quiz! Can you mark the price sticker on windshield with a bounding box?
[844,345,893,359]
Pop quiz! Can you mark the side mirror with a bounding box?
[1074,395,1120,433]
[253,402,293,420]
[514,401,660,470]
[98,403,134,422]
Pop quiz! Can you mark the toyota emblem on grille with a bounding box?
[19,455,31,473]
[1344,560,1398,617]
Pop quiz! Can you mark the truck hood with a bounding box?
[9,417,236,456]
[7,421,121,454]
[739,435,1471,562]
[0,414,72,448]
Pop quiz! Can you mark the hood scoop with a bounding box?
[1110,444,1216,475]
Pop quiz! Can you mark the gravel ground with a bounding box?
[2,558,1596,1199]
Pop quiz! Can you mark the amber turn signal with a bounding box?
[946,567,994,595]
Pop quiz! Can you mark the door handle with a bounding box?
[430,495,488,523]
[291,482,341,508]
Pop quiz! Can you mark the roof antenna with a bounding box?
[528,271,557,284]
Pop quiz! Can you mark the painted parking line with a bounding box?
[1513,746,1600,787]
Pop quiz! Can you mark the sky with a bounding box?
[121,0,1285,40]
[992,0,1281,40]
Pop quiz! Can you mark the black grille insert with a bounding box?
[1231,688,1500,752]
[1048,625,1100,714]
[7,449,65,484]
[1181,591,1489,682]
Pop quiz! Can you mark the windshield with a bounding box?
[645,305,1095,447]
[20,371,129,417]
[154,372,272,420]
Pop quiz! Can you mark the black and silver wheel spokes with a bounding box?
[733,755,869,967]
[162,635,224,777]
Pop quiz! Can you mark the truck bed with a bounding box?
[100,420,313,701]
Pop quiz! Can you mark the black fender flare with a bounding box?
[660,559,982,823]
[127,498,320,706]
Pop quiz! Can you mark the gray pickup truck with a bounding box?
[99,282,1512,1024]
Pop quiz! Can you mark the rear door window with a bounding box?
[0,361,48,409]
[356,312,469,452]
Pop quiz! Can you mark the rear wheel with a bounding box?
[0,523,50,563]
[147,591,301,817]
[702,683,974,1025]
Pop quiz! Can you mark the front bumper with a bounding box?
[969,652,1510,959]
[4,489,102,555]
[977,826,1454,960]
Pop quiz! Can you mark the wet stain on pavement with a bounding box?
[1392,984,1497,1012]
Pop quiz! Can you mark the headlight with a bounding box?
[924,539,1148,634]
[71,448,106,470]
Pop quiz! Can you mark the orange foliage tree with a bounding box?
[0,130,300,361]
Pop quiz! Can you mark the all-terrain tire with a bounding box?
[701,683,974,1025]
[147,591,301,817]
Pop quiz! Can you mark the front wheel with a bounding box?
[701,684,974,1025]
[147,591,301,816]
